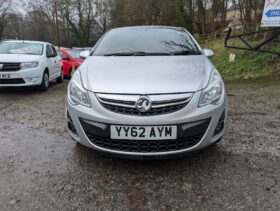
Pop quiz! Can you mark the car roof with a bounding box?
[2,40,51,45]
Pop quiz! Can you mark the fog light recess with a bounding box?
[213,111,225,136]
[67,112,78,135]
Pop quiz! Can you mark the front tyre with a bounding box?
[38,70,49,91]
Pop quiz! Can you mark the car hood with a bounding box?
[81,56,212,94]
[0,54,42,63]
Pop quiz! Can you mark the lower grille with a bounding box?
[0,78,25,84]
[80,118,211,153]
[0,63,21,72]
[87,134,203,153]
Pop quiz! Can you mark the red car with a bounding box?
[57,49,85,78]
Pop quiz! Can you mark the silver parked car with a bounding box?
[66,26,228,159]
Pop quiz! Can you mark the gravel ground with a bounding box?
[0,79,279,211]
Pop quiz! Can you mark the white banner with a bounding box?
[261,0,280,27]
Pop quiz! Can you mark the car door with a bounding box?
[58,51,72,77]
[46,45,56,80]
[50,45,61,77]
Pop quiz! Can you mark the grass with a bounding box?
[202,39,280,80]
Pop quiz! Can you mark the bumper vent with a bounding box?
[213,111,225,136]
[0,78,25,84]
[86,135,203,153]
[96,93,193,116]
[67,112,78,135]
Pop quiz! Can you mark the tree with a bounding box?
[1,0,234,45]
[0,0,14,39]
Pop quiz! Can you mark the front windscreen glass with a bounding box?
[0,42,44,55]
[58,51,67,58]
[68,51,82,59]
[93,27,201,56]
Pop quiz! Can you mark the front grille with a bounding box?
[96,93,193,116]
[0,63,21,72]
[103,103,186,116]
[0,78,25,84]
[80,118,211,153]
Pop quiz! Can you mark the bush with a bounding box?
[202,39,280,80]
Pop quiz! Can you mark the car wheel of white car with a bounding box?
[57,68,64,83]
[38,70,49,91]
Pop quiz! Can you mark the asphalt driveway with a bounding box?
[0,78,279,210]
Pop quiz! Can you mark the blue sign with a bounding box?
[266,10,280,17]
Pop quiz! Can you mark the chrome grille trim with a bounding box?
[96,93,193,116]
[98,97,136,108]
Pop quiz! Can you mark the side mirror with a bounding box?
[204,49,214,58]
[80,50,90,59]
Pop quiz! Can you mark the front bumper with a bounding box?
[66,91,228,158]
[0,68,42,87]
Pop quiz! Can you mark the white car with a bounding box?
[0,40,63,91]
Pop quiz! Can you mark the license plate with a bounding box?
[110,125,177,140]
[0,74,10,79]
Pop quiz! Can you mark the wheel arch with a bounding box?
[44,67,49,75]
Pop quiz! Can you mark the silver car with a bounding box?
[66,26,228,159]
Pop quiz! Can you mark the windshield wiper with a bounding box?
[103,50,201,56]
[104,52,147,56]
[169,50,202,55]
[103,52,170,56]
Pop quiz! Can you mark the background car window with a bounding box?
[46,45,53,57]
[0,42,43,55]
[51,45,58,56]
[68,51,82,59]
[58,51,67,58]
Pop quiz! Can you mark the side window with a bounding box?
[51,45,58,56]
[46,45,53,57]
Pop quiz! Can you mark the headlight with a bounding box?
[21,61,39,69]
[68,70,91,107]
[199,69,224,107]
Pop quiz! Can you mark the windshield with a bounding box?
[57,51,65,57]
[93,28,201,56]
[68,50,82,59]
[0,42,44,55]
